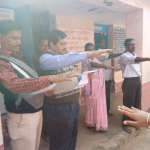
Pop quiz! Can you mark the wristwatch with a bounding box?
[105,65,107,70]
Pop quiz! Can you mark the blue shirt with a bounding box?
[40,50,89,81]
[40,50,89,70]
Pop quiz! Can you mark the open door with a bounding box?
[15,4,34,65]
[94,32,108,50]
[31,11,54,51]
[15,5,54,65]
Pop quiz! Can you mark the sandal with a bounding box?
[122,125,132,133]
[88,127,97,132]
[107,111,114,116]
[42,133,50,143]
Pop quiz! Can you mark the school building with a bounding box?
[0,0,150,149]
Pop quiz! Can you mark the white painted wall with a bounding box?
[0,0,125,25]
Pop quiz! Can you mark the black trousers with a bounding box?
[122,77,141,123]
[43,100,79,150]
[105,80,111,111]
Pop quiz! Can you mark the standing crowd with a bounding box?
[0,20,150,150]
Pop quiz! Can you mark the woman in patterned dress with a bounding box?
[81,43,115,132]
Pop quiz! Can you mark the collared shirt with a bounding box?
[119,51,141,78]
[40,49,89,70]
[0,49,50,94]
[97,52,113,81]
[0,48,23,58]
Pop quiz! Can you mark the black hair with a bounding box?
[0,20,21,35]
[48,30,67,46]
[85,43,95,52]
[97,36,105,44]
[124,38,134,46]
[36,36,48,45]
[33,35,48,53]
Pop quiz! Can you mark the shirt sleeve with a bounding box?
[120,54,137,65]
[40,51,89,70]
[77,74,82,82]
[0,60,50,94]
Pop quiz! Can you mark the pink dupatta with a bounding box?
[81,58,105,108]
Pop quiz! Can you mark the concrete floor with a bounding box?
[5,91,142,150]
[39,91,140,150]
[120,128,150,150]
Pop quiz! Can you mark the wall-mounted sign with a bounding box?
[0,7,14,21]
[94,24,109,33]
[58,28,94,53]
[114,26,126,71]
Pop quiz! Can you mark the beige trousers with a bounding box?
[7,110,42,150]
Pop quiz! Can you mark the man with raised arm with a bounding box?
[39,30,112,150]
[97,37,114,116]
[119,38,150,133]
[0,20,79,150]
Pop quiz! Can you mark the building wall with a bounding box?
[142,5,150,110]
[126,10,143,57]
[142,5,150,84]
[118,0,144,9]
[122,0,150,110]
[55,1,150,110]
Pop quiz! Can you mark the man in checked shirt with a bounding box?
[0,20,80,150]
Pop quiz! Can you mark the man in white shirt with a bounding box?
[97,37,114,116]
[119,38,150,133]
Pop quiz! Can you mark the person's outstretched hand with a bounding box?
[118,106,149,127]
[49,72,80,83]
[106,66,117,70]
[44,89,55,97]
[106,49,113,53]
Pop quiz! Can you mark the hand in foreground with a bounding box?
[118,106,149,127]
[106,66,117,70]
[88,73,94,79]
[49,72,80,83]
[44,89,55,97]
